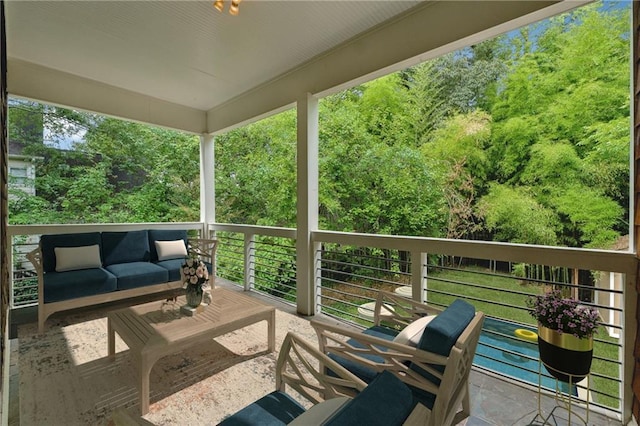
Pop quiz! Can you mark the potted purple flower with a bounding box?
[526,290,600,383]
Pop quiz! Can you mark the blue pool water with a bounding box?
[474,317,576,395]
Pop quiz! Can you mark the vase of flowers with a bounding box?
[526,289,600,383]
[182,258,210,308]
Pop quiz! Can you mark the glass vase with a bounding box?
[185,285,203,308]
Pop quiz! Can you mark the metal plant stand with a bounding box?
[529,360,591,425]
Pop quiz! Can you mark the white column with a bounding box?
[200,134,215,237]
[296,93,319,316]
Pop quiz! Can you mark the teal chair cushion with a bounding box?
[106,261,169,290]
[324,370,414,425]
[217,390,306,426]
[327,325,397,383]
[43,268,117,303]
[101,230,150,266]
[409,298,475,409]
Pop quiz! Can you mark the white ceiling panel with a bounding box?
[6,1,422,111]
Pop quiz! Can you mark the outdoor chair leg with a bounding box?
[461,383,471,416]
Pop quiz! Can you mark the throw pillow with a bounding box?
[392,315,436,347]
[155,240,188,261]
[54,244,102,272]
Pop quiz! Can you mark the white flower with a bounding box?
[190,275,198,284]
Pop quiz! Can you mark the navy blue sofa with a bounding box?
[27,229,217,333]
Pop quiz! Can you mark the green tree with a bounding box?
[215,110,297,227]
[477,185,557,245]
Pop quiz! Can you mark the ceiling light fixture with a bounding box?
[214,0,241,16]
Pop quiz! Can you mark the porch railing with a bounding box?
[313,230,634,419]
[209,223,297,304]
[7,222,635,420]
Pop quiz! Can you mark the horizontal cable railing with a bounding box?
[210,224,297,305]
[8,222,633,419]
[311,230,634,418]
[214,232,245,286]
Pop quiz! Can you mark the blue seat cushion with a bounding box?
[217,390,305,426]
[148,229,188,262]
[41,232,102,273]
[327,325,398,383]
[154,258,187,282]
[155,259,212,282]
[101,230,150,266]
[364,325,399,340]
[408,298,475,409]
[325,370,414,426]
[43,268,117,303]
[105,262,169,290]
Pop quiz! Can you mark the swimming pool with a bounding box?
[474,317,576,395]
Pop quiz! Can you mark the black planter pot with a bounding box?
[538,324,593,384]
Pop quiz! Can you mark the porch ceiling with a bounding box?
[5,1,579,134]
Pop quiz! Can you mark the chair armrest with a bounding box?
[26,245,43,273]
[373,290,442,327]
[187,238,218,262]
[26,245,45,305]
[310,319,446,395]
[276,332,367,405]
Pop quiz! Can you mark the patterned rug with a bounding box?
[17,299,319,425]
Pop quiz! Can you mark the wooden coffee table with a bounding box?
[107,287,276,415]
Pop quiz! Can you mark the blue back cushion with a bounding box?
[408,298,475,408]
[101,230,150,266]
[417,299,475,356]
[325,371,414,426]
[148,229,188,262]
[41,232,102,273]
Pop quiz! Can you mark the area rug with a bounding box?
[17,301,319,425]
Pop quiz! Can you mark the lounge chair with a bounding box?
[217,332,425,425]
[311,290,485,426]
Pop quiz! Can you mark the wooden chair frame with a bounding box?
[311,291,485,426]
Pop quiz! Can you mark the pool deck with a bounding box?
[465,369,621,425]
